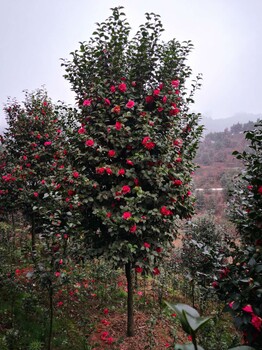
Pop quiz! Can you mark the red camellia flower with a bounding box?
[145,95,154,104]
[96,167,105,174]
[143,242,150,249]
[169,107,180,116]
[153,89,160,96]
[212,281,219,288]
[122,211,132,220]
[78,126,86,134]
[112,105,121,114]
[103,308,109,314]
[33,192,39,197]
[173,179,182,186]
[72,171,79,178]
[258,185,262,194]
[118,83,127,92]
[160,206,173,216]
[153,267,160,275]
[104,98,111,105]
[129,224,137,233]
[155,247,162,253]
[122,185,131,194]
[251,314,262,331]
[242,304,253,313]
[83,99,91,106]
[171,80,180,88]
[118,168,125,176]
[126,159,134,166]
[85,139,94,147]
[44,141,52,146]
[126,100,135,108]
[115,121,122,130]
[135,266,143,273]
[105,167,112,175]
[108,150,116,157]
[110,85,116,93]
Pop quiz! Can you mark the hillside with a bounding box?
[193,120,257,216]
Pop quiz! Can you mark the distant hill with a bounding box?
[201,113,261,134]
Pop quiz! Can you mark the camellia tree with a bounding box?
[214,120,262,347]
[0,90,84,349]
[62,7,203,336]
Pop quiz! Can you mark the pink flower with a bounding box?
[135,266,143,273]
[153,89,160,96]
[162,96,167,103]
[143,242,150,249]
[118,168,125,176]
[118,83,127,93]
[251,314,262,331]
[126,100,135,108]
[258,186,262,194]
[155,247,162,253]
[104,98,111,105]
[145,142,155,150]
[55,272,61,277]
[43,101,48,107]
[126,159,134,166]
[122,211,132,220]
[33,192,39,197]
[110,85,116,93]
[171,80,180,88]
[41,179,46,184]
[44,141,52,146]
[242,305,253,313]
[122,185,131,194]
[22,155,27,160]
[229,301,234,309]
[115,121,122,130]
[85,139,94,147]
[78,126,86,134]
[108,150,116,157]
[83,99,91,106]
[103,308,109,314]
[57,301,63,307]
[129,224,137,233]
[153,267,160,275]
[72,171,79,178]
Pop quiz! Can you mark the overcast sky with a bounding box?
[0,0,261,127]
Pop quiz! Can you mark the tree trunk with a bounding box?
[31,213,36,264]
[47,286,54,350]
[125,262,134,337]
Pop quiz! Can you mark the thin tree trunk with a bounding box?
[125,262,134,337]
[47,286,54,350]
[31,213,36,264]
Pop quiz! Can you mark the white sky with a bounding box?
[0,0,262,127]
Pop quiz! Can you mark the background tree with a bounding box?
[181,214,230,308]
[62,7,202,336]
[215,120,262,348]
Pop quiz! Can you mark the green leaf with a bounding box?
[175,344,205,350]
[228,347,255,350]
[184,313,211,332]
